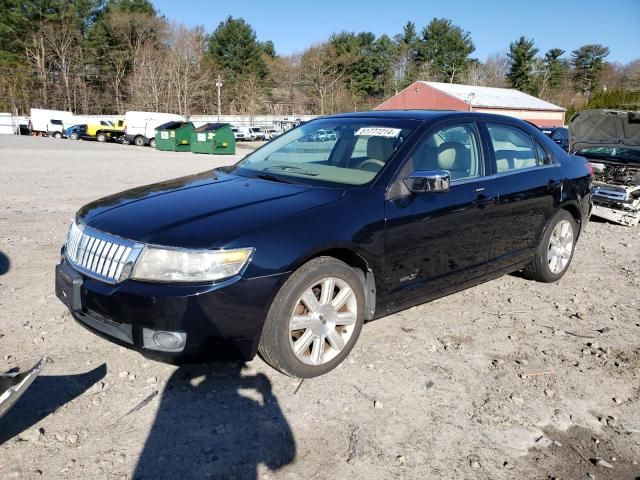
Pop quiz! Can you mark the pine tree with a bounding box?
[507,36,538,93]
[571,44,610,98]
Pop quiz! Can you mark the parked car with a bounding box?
[263,128,283,140]
[569,109,640,226]
[542,127,569,151]
[307,129,337,142]
[238,126,265,141]
[55,111,592,378]
[65,124,88,140]
[231,126,246,141]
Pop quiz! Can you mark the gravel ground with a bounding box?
[0,135,639,480]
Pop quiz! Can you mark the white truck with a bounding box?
[124,111,183,147]
[237,126,266,141]
[29,108,74,138]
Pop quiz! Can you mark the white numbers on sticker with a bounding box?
[355,127,401,138]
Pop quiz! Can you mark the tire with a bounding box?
[96,133,107,142]
[258,256,365,378]
[523,210,577,283]
[134,136,145,147]
[70,132,79,140]
[149,138,156,148]
[52,132,62,139]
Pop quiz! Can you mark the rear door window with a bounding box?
[487,124,540,173]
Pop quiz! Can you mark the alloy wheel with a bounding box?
[288,277,357,366]
[547,220,573,274]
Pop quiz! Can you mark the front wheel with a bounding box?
[134,136,145,147]
[96,133,107,142]
[523,210,577,282]
[70,132,79,140]
[258,257,365,378]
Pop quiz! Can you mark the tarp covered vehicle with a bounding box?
[570,109,640,226]
[0,357,47,418]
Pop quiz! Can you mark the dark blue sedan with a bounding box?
[55,111,592,377]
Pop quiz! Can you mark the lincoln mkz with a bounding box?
[56,111,592,378]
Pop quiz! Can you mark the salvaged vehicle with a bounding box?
[55,111,592,378]
[570,109,640,226]
[0,357,47,418]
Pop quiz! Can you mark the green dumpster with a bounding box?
[155,121,195,152]
[190,123,236,155]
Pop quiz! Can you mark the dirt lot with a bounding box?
[0,135,639,480]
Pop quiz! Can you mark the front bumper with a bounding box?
[592,183,640,227]
[55,259,288,362]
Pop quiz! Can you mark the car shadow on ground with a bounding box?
[133,362,296,480]
[0,251,9,275]
[0,363,106,444]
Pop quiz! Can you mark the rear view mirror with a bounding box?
[403,169,450,193]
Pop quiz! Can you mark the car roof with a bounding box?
[325,109,531,125]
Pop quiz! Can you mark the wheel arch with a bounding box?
[559,201,583,239]
[296,247,377,321]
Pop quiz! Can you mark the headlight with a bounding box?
[130,247,254,283]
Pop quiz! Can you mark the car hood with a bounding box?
[77,170,344,249]
[570,109,640,154]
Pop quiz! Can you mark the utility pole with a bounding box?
[215,75,223,121]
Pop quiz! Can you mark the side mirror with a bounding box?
[403,169,450,193]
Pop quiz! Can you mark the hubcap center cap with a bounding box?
[312,305,337,335]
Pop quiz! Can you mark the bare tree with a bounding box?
[300,43,351,115]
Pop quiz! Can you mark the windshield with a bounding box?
[230,118,418,186]
[578,147,640,164]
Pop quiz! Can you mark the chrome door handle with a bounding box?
[474,187,485,193]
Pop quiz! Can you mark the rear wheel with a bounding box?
[258,257,365,378]
[134,136,145,147]
[52,132,62,139]
[149,138,156,148]
[523,210,577,282]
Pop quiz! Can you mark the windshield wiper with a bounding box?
[264,165,319,176]
[254,173,292,184]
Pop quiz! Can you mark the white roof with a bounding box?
[423,81,565,111]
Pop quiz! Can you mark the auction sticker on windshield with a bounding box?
[355,127,401,138]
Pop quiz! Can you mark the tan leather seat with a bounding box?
[437,142,470,180]
[494,149,513,172]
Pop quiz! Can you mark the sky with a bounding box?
[152,0,639,64]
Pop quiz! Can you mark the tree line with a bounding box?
[1,0,639,117]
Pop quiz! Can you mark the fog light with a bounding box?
[142,328,187,352]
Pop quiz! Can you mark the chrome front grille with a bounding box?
[65,222,138,283]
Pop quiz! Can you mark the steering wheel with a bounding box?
[357,159,385,172]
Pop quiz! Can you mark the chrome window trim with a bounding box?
[450,163,560,186]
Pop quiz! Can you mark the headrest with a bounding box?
[437,142,468,170]
[367,136,395,162]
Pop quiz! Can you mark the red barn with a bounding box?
[376,81,566,127]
